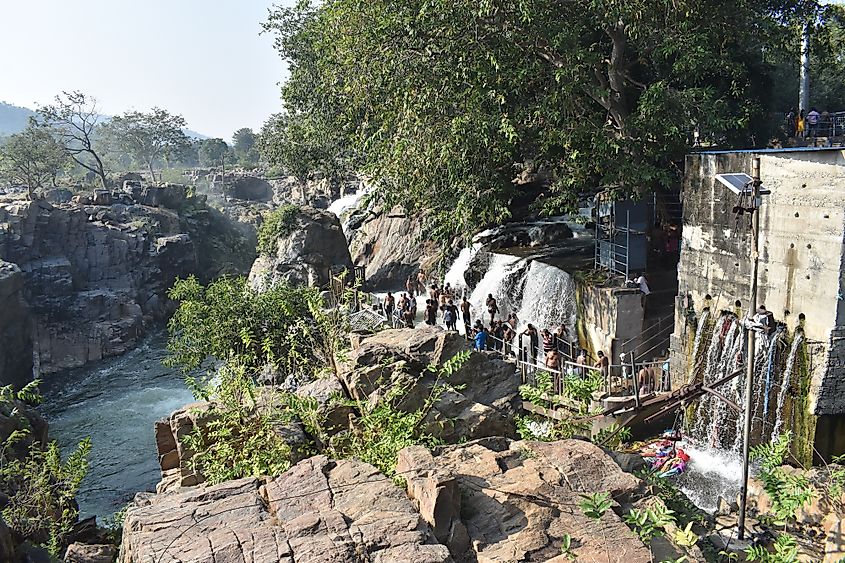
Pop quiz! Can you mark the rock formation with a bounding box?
[0,188,254,377]
[119,456,451,563]
[347,205,442,290]
[249,206,353,289]
[344,327,521,442]
[0,261,33,388]
[397,437,652,562]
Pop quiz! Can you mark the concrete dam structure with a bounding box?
[669,147,845,461]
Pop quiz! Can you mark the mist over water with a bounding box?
[39,333,193,520]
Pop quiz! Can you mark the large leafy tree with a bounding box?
[0,120,69,197]
[199,138,230,168]
[99,108,190,181]
[37,91,108,188]
[232,127,260,166]
[262,0,819,240]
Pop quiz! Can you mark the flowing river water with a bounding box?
[38,332,192,521]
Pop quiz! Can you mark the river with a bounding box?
[38,332,193,521]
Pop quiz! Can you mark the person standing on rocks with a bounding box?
[417,271,427,295]
[486,294,499,325]
[474,326,488,351]
[409,294,417,320]
[443,299,459,331]
[406,275,416,296]
[384,292,395,321]
[425,298,437,325]
[460,297,472,336]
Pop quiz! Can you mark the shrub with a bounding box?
[0,382,91,557]
[257,204,300,256]
[166,275,343,380]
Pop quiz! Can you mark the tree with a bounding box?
[99,108,190,182]
[0,120,68,197]
[262,0,820,241]
[199,138,229,168]
[37,91,108,188]
[232,127,259,166]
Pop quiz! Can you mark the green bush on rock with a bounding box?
[257,204,300,256]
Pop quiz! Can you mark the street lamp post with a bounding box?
[738,156,762,540]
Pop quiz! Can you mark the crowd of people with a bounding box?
[785,107,840,138]
[378,272,608,375]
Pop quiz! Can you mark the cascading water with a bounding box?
[679,310,804,513]
[771,330,804,439]
[514,260,577,334]
[468,253,524,323]
[443,244,480,293]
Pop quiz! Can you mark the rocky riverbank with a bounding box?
[0,185,256,383]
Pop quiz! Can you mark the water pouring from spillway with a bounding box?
[678,309,806,512]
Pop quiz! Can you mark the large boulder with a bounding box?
[0,261,33,388]
[397,438,651,563]
[347,205,441,290]
[119,456,451,563]
[249,206,353,289]
[344,327,521,442]
[64,543,117,563]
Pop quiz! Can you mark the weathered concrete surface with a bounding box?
[119,457,451,563]
[577,282,644,362]
[670,149,845,416]
[397,438,651,563]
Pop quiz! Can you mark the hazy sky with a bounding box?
[1,0,295,139]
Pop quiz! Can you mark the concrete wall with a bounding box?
[670,149,845,415]
[578,283,644,364]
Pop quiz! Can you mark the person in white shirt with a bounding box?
[636,274,651,295]
[807,107,820,137]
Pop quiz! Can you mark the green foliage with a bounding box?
[637,469,709,529]
[0,424,91,557]
[826,453,845,503]
[745,533,799,562]
[0,120,69,195]
[232,127,260,167]
[37,91,107,188]
[257,204,301,256]
[559,533,576,560]
[563,372,604,404]
[166,275,341,380]
[579,492,613,520]
[672,522,697,548]
[515,414,590,442]
[330,351,469,477]
[750,432,813,525]
[199,138,230,167]
[595,423,632,450]
[183,362,294,484]
[262,0,820,241]
[623,503,676,543]
[98,108,190,179]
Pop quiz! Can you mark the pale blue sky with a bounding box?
[1,0,296,139]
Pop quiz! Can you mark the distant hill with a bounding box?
[0,101,208,139]
[0,102,37,136]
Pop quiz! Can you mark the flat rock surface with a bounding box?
[397,437,651,563]
[120,456,451,563]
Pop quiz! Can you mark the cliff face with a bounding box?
[0,261,33,388]
[347,205,441,290]
[0,188,254,379]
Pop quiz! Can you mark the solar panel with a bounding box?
[715,173,771,195]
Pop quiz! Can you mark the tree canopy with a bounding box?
[262,0,823,240]
[37,91,108,188]
[99,108,190,181]
[232,127,260,166]
[0,120,68,197]
[199,138,230,167]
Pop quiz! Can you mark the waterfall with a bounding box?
[689,309,712,378]
[443,244,480,293]
[514,261,577,332]
[771,331,804,440]
[328,189,366,217]
[467,253,524,323]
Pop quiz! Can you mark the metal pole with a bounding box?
[799,22,810,113]
[738,156,762,540]
[625,210,631,280]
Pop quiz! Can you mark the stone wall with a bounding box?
[0,261,33,388]
[669,149,845,416]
